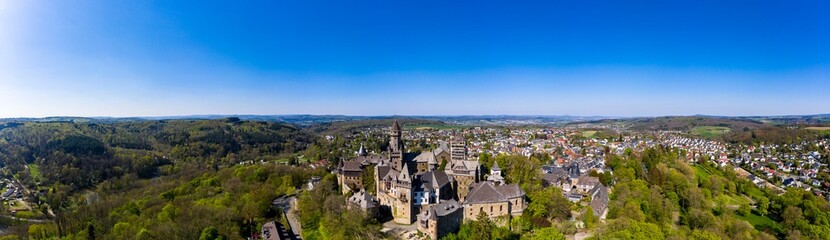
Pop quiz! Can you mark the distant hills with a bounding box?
[2,114,829,127]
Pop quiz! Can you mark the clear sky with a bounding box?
[1,0,828,117]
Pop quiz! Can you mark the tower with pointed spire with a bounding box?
[389,120,405,171]
[358,143,368,156]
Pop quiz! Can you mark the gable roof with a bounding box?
[464,182,505,204]
[341,160,364,172]
[416,170,451,191]
[589,184,609,216]
[398,163,412,182]
[349,190,378,209]
[414,151,437,164]
[434,142,450,155]
[496,184,525,199]
[431,199,461,219]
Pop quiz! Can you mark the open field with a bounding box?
[694,165,712,179]
[737,213,781,234]
[6,199,32,212]
[806,127,830,131]
[691,126,731,138]
[28,164,40,179]
[581,131,598,138]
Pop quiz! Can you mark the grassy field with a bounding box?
[691,126,731,138]
[581,131,598,138]
[719,194,752,206]
[7,199,32,212]
[806,127,830,131]
[694,165,712,179]
[28,163,40,179]
[737,213,782,234]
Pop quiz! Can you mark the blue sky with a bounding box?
[0,0,828,117]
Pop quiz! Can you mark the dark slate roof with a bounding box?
[377,165,392,180]
[350,155,386,166]
[542,167,568,185]
[465,182,504,204]
[568,162,581,178]
[496,184,525,199]
[416,170,451,191]
[464,181,525,204]
[349,190,378,209]
[358,143,368,156]
[341,160,363,172]
[492,161,501,171]
[577,176,600,187]
[392,120,401,131]
[430,199,461,219]
[589,184,609,216]
[398,163,412,182]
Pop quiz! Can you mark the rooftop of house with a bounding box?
[464,181,525,205]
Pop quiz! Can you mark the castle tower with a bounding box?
[389,120,405,171]
[394,162,415,224]
[358,143,368,156]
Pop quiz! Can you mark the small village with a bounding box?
[298,121,830,239]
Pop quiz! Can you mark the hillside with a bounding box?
[305,117,444,134]
[574,116,828,144]
[0,119,316,191]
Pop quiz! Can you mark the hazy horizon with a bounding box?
[3,113,830,120]
[2,1,828,118]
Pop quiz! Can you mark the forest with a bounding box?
[0,119,324,239]
[1,119,829,239]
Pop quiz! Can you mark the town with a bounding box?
[305,120,830,239]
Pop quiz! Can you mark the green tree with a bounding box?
[756,196,770,216]
[526,187,571,221]
[471,212,494,240]
[199,226,223,240]
[690,230,720,240]
[362,166,376,194]
[582,207,599,229]
[782,206,804,230]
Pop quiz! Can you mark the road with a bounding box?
[285,196,302,238]
[274,194,302,239]
[0,214,52,223]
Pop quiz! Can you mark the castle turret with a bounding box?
[389,120,405,171]
[358,143,368,156]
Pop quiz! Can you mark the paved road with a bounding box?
[274,195,302,239]
[0,214,52,223]
[285,196,303,238]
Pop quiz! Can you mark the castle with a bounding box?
[338,120,526,237]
